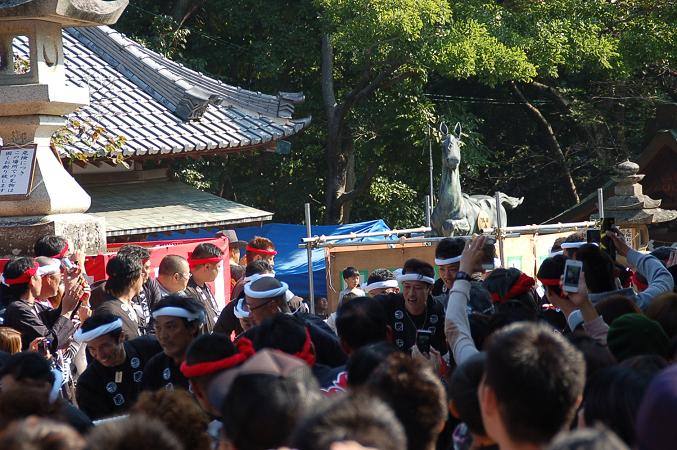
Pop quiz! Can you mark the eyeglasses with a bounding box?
[176,272,192,279]
[245,299,275,312]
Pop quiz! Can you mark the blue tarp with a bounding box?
[146,220,392,298]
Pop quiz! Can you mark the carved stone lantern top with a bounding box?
[593,160,677,226]
[0,0,128,26]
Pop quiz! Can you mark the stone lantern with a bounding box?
[0,0,128,255]
[594,160,677,249]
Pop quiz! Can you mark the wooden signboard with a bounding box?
[0,145,37,199]
[324,231,574,310]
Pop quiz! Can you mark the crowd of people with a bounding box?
[0,227,676,450]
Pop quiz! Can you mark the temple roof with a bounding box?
[13,26,310,159]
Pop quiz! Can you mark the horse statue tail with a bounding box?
[497,192,524,210]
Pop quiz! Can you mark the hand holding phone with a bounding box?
[416,329,433,354]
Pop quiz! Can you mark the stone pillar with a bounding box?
[0,1,128,256]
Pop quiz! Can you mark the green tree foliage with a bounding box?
[114,0,675,228]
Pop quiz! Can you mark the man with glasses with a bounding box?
[243,277,346,367]
[155,255,191,297]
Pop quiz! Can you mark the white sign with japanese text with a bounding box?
[0,145,37,198]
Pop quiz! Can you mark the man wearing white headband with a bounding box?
[377,258,446,354]
[244,277,347,367]
[363,268,400,297]
[142,294,206,392]
[561,231,587,258]
[75,314,161,420]
[433,238,466,299]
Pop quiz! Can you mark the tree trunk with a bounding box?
[509,81,580,205]
[340,139,356,223]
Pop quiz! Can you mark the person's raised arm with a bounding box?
[445,235,485,365]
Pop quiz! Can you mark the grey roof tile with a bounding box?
[11,28,309,159]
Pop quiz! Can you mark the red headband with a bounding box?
[50,242,69,259]
[180,338,255,378]
[537,277,561,287]
[631,271,648,292]
[246,246,277,256]
[490,273,536,303]
[3,263,39,285]
[294,328,316,366]
[187,252,223,268]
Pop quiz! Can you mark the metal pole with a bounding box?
[495,192,506,268]
[425,195,431,229]
[597,188,605,219]
[304,203,315,314]
[429,125,434,203]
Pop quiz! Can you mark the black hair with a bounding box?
[450,352,487,435]
[253,314,308,355]
[335,296,388,351]
[650,247,673,264]
[551,237,566,254]
[402,258,434,279]
[594,295,641,326]
[342,267,359,279]
[244,260,273,277]
[33,236,68,258]
[0,352,54,385]
[365,353,447,450]
[645,293,677,338]
[0,257,35,302]
[105,254,143,296]
[583,366,654,446]
[117,244,150,262]
[486,300,538,335]
[484,322,585,445]
[537,254,567,298]
[468,313,492,350]
[563,232,587,257]
[184,333,237,386]
[366,268,396,284]
[158,255,187,276]
[80,314,123,342]
[575,244,616,293]
[618,354,668,378]
[346,341,400,387]
[568,334,617,382]
[191,243,223,260]
[221,373,321,450]
[435,238,465,259]
[292,394,406,450]
[483,268,536,309]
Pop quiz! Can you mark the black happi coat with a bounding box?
[4,300,75,351]
[378,293,447,354]
[76,336,162,420]
[142,351,190,392]
[184,278,219,333]
[94,298,143,339]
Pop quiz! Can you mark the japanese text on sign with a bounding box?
[0,146,36,197]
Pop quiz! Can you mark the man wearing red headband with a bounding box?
[2,257,82,352]
[185,243,223,333]
[243,236,277,267]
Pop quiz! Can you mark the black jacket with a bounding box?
[4,300,75,352]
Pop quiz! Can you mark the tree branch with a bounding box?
[321,34,338,120]
[509,81,580,204]
[337,161,380,205]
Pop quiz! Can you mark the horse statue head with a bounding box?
[440,122,462,170]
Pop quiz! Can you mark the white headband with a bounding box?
[549,250,564,257]
[285,290,294,301]
[435,255,462,266]
[244,281,289,299]
[74,318,123,342]
[560,241,587,249]
[37,263,61,277]
[234,298,250,319]
[244,272,275,283]
[396,273,435,285]
[363,279,399,292]
[152,306,206,323]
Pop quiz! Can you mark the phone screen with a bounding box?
[482,241,496,271]
[564,263,581,289]
[416,330,432,353]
